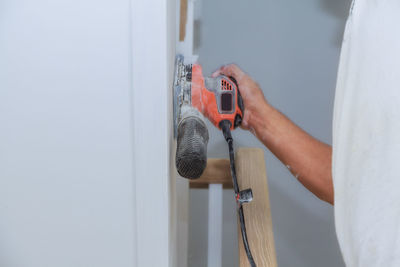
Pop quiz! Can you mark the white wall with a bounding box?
[0,0,175,266]
[189,0,351,266]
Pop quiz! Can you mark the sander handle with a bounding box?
[229,76,245,128]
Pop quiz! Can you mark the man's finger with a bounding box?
[211,64,244,79]
[220,64,237,77]
[211,69,221,78]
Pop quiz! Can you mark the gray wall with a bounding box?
[189,0,351,266]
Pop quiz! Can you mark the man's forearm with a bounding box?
[211,64,333,204]
[251,103,334,204]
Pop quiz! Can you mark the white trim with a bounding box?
[175,0,197,266]
[207,184,223,267]
[131,0,175,266]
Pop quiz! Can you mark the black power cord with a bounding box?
[220,120,256,267]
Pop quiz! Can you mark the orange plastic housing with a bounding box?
[191,64,243,130]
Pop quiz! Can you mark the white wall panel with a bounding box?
[0,0,175,266]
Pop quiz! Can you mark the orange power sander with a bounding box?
[174,55,256,267]
[174,55,244,178]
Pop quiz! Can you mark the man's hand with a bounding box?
[212,64,334,204]
[212,64,268,131]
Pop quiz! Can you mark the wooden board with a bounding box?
[236,148,278,267]
[179,0,188,41]
[189,159,233,189]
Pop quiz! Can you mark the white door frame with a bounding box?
[131,0,176,266]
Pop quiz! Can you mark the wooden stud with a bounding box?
[179,0,188,41]
[236,148,277,267]
[189,159,233,189]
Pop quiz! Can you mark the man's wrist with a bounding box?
[248,101,275,134]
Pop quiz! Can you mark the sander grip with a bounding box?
[229,76,244,128]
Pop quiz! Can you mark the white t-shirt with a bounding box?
[333,0,400,266]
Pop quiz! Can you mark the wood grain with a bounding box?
[189,159,233,189]
[179,0,188,41]
[236,148,277,267]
